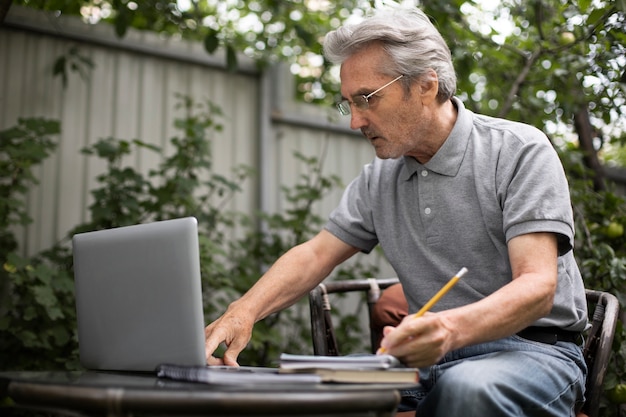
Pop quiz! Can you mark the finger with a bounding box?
[221,350,240,367]
[383,323,448,367]
[376,326,398,354]
[205,324,228,363]
[382,325,396,336]
[206,355,226,366]
[379,321,416,351]
[388,312,437,344]
[393,341,442,368]
[220,331,253,366]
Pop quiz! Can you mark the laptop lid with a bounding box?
[72,217,206,372]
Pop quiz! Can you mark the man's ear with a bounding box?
[418,69,439,104]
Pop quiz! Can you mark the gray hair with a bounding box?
[323,7,456,102]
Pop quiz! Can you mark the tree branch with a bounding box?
[0,0,13,25]
[574,105,606,191]
[498,48,542,118]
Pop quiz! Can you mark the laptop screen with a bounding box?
[72,217,206,371]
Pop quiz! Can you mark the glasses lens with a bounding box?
[335,75,402,116]
[336,96,371,116]
[352,95,369,111]
[337,100,351,116]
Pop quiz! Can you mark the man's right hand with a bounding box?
[204,306,255,366]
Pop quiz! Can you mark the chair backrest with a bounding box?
[309,278,400,355]
[309,280,619,417]
[582,289,620,417]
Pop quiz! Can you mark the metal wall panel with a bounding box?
[1,6,394,277]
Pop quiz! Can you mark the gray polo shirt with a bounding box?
[325,98,587,331]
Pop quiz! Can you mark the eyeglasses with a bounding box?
[336,74,404,116]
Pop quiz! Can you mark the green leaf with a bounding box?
[204,30,220,54]
[587,7,607,25]
[18,330,39,348]
[52,56,66,77]
[23,306,37,321]
[115,12,129,38]
[52,56,68,87]
[226,45,238,72]
[294,24,314,47]
[50,326,70,345]
[32,285,56,308]
[0,317,10,331]
[33,264,53,285]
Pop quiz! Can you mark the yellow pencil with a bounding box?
[411,267,468,318]
[378,267,468,354]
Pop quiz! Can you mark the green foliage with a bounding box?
[0,118,81,370]
[15,0,370,73]
[0,118,58,235]
[0,250,79,371]
[52,46,94,88]
[560,145,626,413]
[0,97,380,370]
[13,1,624,133]
[420,1,625,135]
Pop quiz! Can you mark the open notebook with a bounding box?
[72,217,206,372]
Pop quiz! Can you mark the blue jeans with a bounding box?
[399,336,587,416]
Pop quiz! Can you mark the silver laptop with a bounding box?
[72,217,206,372]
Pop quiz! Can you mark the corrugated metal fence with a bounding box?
[0,6,394,276]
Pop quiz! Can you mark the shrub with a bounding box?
[0,98,378,370]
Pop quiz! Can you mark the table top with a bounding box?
[0,370,407,417]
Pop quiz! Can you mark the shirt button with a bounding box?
[425,208,431,215]
[421,170,428,177]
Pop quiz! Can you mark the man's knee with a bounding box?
[418,363,512,416]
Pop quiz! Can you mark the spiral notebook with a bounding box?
[72,217,206,372]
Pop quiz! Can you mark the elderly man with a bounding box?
[205,7,588,416]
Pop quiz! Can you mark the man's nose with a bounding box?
[350,109,368,130]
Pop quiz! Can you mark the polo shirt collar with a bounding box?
[401,97,472,180]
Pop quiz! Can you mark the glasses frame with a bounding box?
[336,74,404,116]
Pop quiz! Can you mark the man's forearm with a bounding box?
[229,230,360,323]
[230,245,329,322]
[440,273,556,350]
[441,233,559,350]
